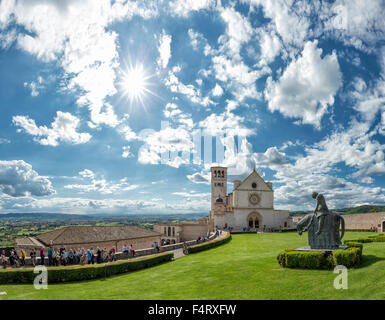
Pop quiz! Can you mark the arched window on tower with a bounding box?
[222,171,225,177]
[168,227,171,237]
[172,227,175,236]
[214,170,217,177]
[164,227,167,235]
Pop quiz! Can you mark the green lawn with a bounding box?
[1,231,385,300]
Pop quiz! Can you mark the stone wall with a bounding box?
[342,212,385,231]
[180,224,209,242]
[15,235,161,256]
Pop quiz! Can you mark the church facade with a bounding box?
[207,166,293,231]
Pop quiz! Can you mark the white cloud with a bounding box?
[199,110,253,137]
[0,27,16,49]
[13,111,92,146]
[211,83,224,97]
[265,40,342,128]
[0,138,10,144]
[157,30,172,69]
[321,0,385,52]
[257,29,282,66]
[122,146,133,158]
[165,67,214,106]
[0,0,158,128]
[24,76,44,97]
[118,125,138,142]
[172,191,210,198]
[212,54,264,101]
[186,172,210,184]
[138,126,193,168]
[0,160,55,197]
[169,0,215,17]
[219,7,253,58]
[254,147,286,165]
[247,0,311,47]
[79,169,95,179]
[65,176,138,195]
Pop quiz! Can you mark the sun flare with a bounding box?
[120,64,153,105]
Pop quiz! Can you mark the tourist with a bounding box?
[30,249,37,266]
[52,249,57,266]
[90,248,95,264]
[48,246,53,266]
[39,247,45,265]
[61,249,68,266]
[87,249,92,264]
[20,249,26,266]
[96,247,102,263]
[129,244,135,257]
[153,242,160,253]
[122,244,128,254]
[109,249,116,262]
[0,250,7,269]
[80,252,87,265]
[68,250,74,264]
[183,242,188,255]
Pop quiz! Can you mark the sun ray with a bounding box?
[118,62,159,113]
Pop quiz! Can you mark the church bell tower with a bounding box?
[211,166,227,210]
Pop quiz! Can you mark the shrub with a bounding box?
[343,241,363,251]
[278,245,363,270]
[188,232,231,254]
[344,237,373,244]
[372,236,385,242]
[280,251,334,269]
[333,247,362,268]
[0,252,173,284]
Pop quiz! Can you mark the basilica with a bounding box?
[207,166,293,231]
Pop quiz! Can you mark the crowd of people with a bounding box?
[0,238,210,269]
[0,245,134,269]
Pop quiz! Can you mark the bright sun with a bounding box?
[120,65,152,105]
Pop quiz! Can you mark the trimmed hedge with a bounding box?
[343,234,385,245]
[277,246,363,269]
[0,252,173,284]
[188,232,231,254]
[333,247,362,268]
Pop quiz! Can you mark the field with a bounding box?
[1,231,385,300]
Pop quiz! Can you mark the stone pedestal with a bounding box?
[293,246,348,252]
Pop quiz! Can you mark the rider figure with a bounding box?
[312,192,329,236]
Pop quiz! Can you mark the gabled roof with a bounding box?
[36,225,161,246]
[235,169,273,191]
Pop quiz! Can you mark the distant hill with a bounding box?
[0,212,208,220]
[290,205,385,217]
[0,212,91,220]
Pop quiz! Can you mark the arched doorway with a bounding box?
[247,212,262,231]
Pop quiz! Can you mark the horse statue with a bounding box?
[296,192,345,250]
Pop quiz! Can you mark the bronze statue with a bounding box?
[296,192,345,250]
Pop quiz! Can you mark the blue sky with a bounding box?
[1,0,385,214]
